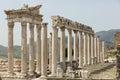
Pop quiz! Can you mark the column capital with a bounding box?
[88,33,91,36]
[73,30,78,33]
[8,22,14,28]
[67,29,72,33]
[79,31,82,33]
[91,34,94,37]
[50,32,52,36]
[97,36,100,38]
[42,23,48,27]
[21,22,27,26]
[84,32,87,35]
[36,24,41,30]
[29,23,34,29]
[60,27,65,31]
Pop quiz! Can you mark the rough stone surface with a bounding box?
[114,32,120,49]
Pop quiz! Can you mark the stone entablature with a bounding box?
[51,16,94,34]
[4,4,43,24]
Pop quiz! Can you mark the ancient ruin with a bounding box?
[114,32,120,49]
[0,4,108,80]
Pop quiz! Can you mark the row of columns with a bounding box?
[50,27,106,76]
[7,22,106,77]
[7,21,48,77]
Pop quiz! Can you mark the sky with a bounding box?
[0,0,120,46]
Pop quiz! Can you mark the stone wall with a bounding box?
[0,59,21,72]
[114,32,120,49]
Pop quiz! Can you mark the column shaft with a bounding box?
[94,38,97,63]
[87,34,91,65]
[83,32,87,66]
[51,27,58,76]
[21,22,27,75]
[102,41,105,62]
[8,22,14,74]
[73,30,78,61]
[60,27,65,70]
[49,33,52,71]
[67,29,72,64]
[36,24,41,74]
[29,23,35,75]
[78,31,83,68]
[91,35,94,64]
[97,37,100,63]
[41,23,48,77]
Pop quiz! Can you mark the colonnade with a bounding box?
[7,21,48,76]
[50,16,106,76]
[5,5,49,77]
[5,5,106,78]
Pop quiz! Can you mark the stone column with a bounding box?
[97,36,100,63]
[8,22,14,75]
[36,24,41,74]
[51,27,58,76]
[83,32,87,66]
[94,37,97,63]
[78,31,83,68]
[91,34,94,64]
[41,23,48,77]
[49,33,52,71]
[60,27,65,71]
[21,22,27,76]
[87,34,91,65]
[29,23,35,75]
[73,30,78,61]
[67,29,72,65]
[102,41,105,62]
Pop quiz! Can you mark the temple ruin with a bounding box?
[0,4,107,80]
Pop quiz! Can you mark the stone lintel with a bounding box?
[7,17,42,24]
[51,15,94,34]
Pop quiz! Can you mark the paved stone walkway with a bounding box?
[89,63,116,79]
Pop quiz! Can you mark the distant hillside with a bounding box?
[95,29,120,43]
[0,45,21,58]
[0,45,7,58]
[0,29,120,58]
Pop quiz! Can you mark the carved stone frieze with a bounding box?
[51,16,94,34]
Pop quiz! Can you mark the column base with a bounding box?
[36,71,41,76]
[20,72,28,78]
[83,64,87,67]
[48,73,56,77]
[78,66,83,69]
[1,72,15,78]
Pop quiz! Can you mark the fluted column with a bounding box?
[102,41,105,62]
[8,22,14,75]
[29,23,35,75]
[73,30,78,61]
[83,32,87,66]
[21,22,27,76]
[91,34,94,64]
[87,34,91,65]
[94,37,97,63]
[60,27,65,70]
[67,29,72,64]
[36,24,41,74]
[78,31,83,68]
[49,33,52,71]
[51,27,58,76]
[97,36,100,63]
[41,23,48,77]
